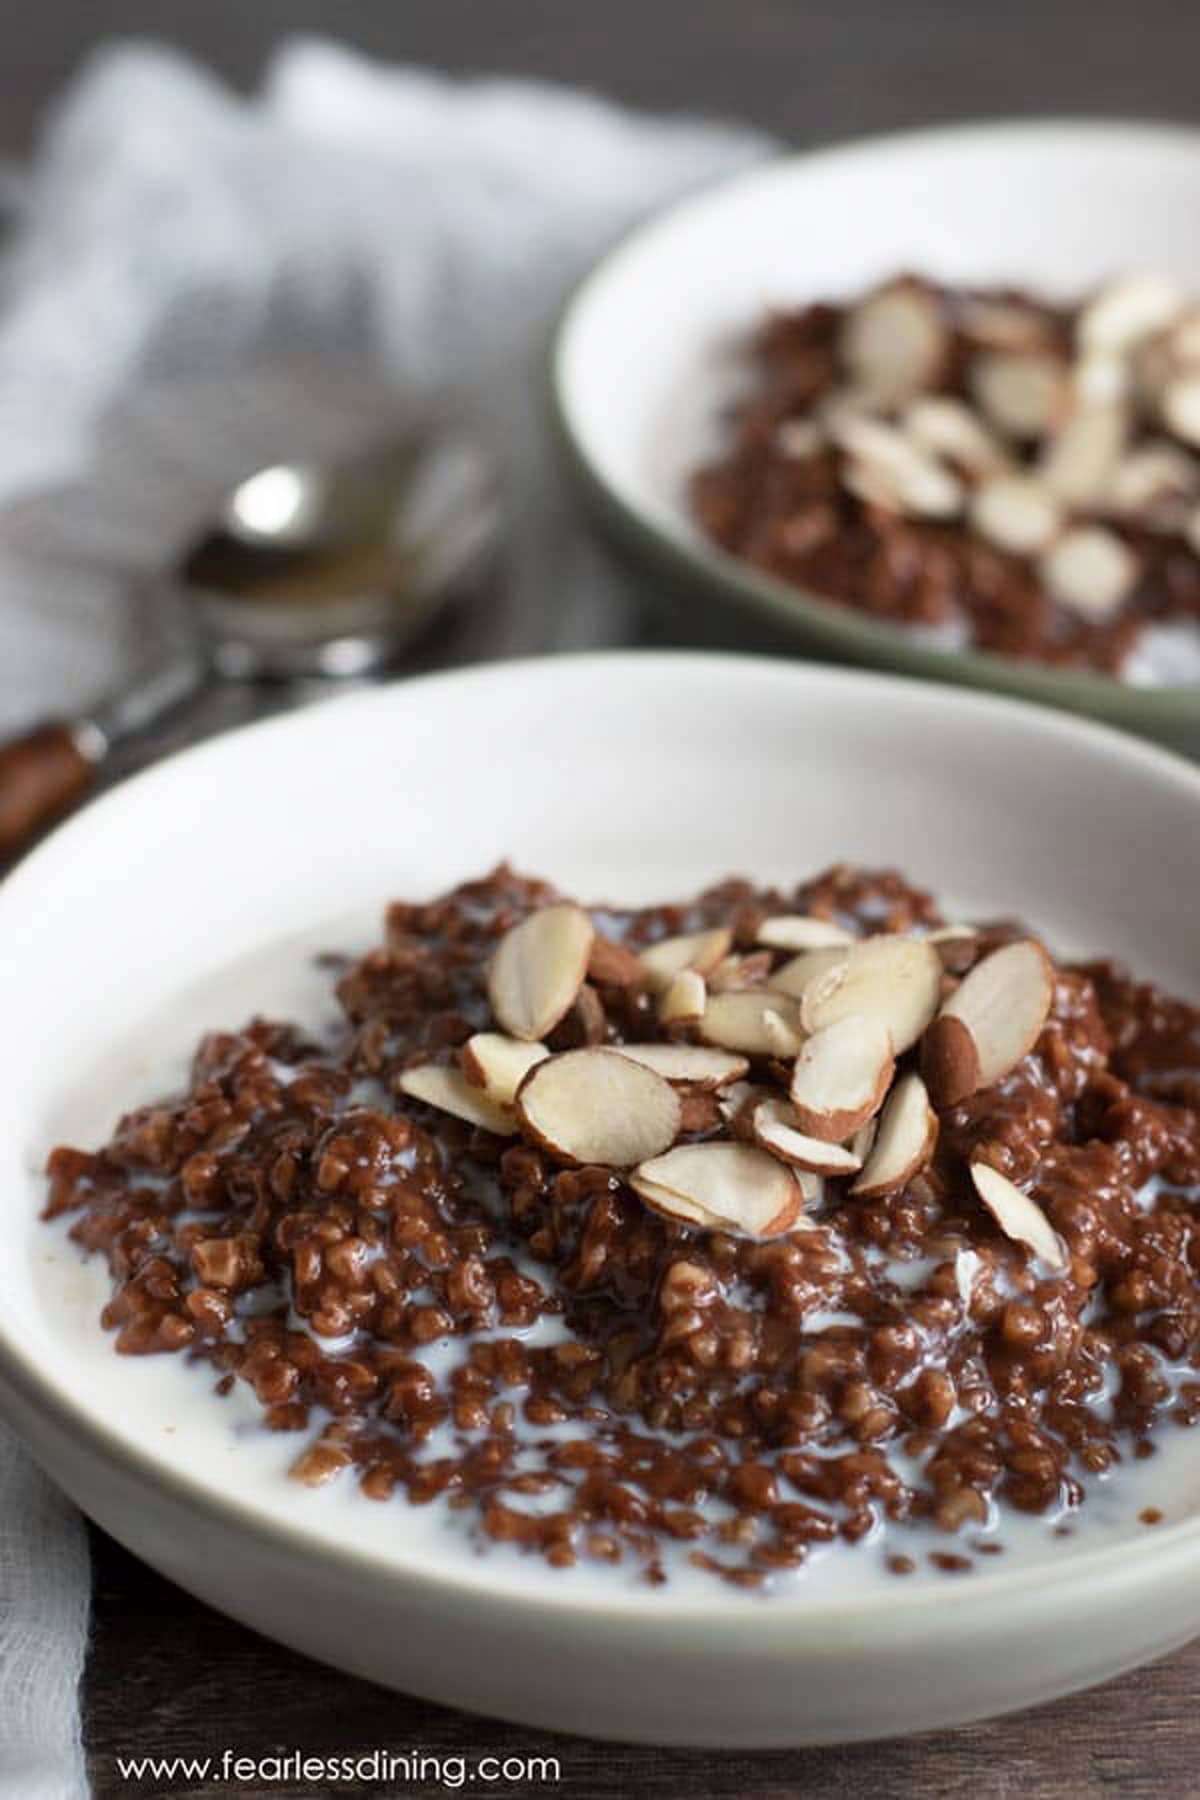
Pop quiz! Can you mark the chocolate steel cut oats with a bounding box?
[690,276,1200,675]
[45,865,1200,1584]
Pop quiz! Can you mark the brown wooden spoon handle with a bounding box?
[0,723,99,862]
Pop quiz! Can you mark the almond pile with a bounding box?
[691,274,1200,667]
[399,901,1067,1268]
[800,272,1200,623]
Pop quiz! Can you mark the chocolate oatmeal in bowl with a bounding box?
[44,859,1200,1589]
[690,274,1200,684]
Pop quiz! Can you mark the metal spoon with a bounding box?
[0,434,499,860]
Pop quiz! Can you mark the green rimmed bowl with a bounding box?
[551,119,1200,755]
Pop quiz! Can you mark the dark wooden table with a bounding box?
[5,3,1200,1794]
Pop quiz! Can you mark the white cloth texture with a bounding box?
[0,39,768,729]
[0,37,769,1795]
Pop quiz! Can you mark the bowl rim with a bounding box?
[549,115,1200,730]
[3,649,1200,1629]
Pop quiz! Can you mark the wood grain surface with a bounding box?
[5,3,1199,1793]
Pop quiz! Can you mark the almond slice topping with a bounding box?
[1078,274,1184,355]
[587,935,646,989]
[1163,374,1200,448]
[1106,442,1197,523]
[1039,404,1127,507]
[398,1062,519,1136]
[800,935,942,1054]
[970,350,1067,440]
[753,1097,864,1175]
[937,938,1054,1095]
[789,1014,895,1142]
[637,927,733,993]
[755,915,855,952]
[851,1074,938,1199]
[1073,351,1131,408]
[902,396,1010,478]
[768,945,853,1000]
[708,951,773,992]
[488,903,594,1042]
[615,1043,749,1088]
[460,1033,550,1106]
[659,967,707,1027]
[700,989,805,1057]
[514,1047,680,1167]
[718,1079,765,1125]
[833,415,964,519]
[1040,525,1138,621]
[631,1142,804,1239]
[838,281,947,405]
[969,474,1063,555]
[920,1014,982,1110]
[970,1162,1068,1271]
[849,1117,878,1164]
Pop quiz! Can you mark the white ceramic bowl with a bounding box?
[552,121,1200,752]
[2,653,1199,1747]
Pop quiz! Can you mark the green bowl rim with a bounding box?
[547,117,1200,737]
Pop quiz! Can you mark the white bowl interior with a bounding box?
[557,123,1200,547]
[2,654,1200,1618]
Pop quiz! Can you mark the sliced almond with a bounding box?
[515,1048,680,1167]
[843,456,904,515]
[631,1142,804,1239]
[587,935,646,989]
[789,1014,895,1142]
[569,983,608,1046]
[700,988,806,1057]
[1163,374,1200,448]
[460,1033,550,1106]
[637,927,733,994]
[849,1117,878,1164]
[902,396,1010,479]
[920,1014,983,1110]
[1106,442,1197,525]
[970,350,1067,440]
[755,915,855,952]
[851,1074,938,1199]
[753,1097,864,1175]
[1073,351,1131,408]
[1039,403,1127,507]
[838,281,947,405]
[398,1062,519,1136]
[708,950,772,992]
[833,414,963,519]
[1078,273,1184,356]
[718,1078,766,1125]
[970,1162,1068,1271]
[1168,306,1200,366]
[1040,526,1138,621]
[800,935,942,1054]
[659,967,707,1027]
[615,1043,749,1088]
[969,474,1063,555]
[940,939,1054,1089]
[769,945,855,1000]
[488,903,594,1042]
